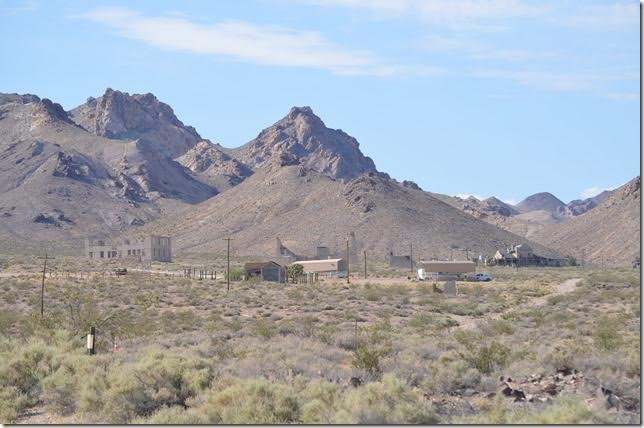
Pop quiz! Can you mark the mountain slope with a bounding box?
[142,161,561,260]
[531,177,640,266]
[177,141,253,192]
[231,106,379,181]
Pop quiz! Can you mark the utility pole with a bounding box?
[410,242,413,274]
[37,253,55,317]
[581,249,586,269]
[223,237,233,291]
[363,250,367,279]
[346,235,350,284]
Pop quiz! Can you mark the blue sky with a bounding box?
[1,0,639,204]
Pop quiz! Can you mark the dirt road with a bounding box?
[452,277,582,330]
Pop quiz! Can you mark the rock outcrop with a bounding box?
[70,88,201,158]
[231,106,379,181]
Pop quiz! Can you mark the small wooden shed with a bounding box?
[244,261,284,283]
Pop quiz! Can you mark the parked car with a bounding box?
[468,272,492,282]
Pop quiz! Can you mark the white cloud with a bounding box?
[82,7,433,76]
[470,69,637,92]
[502,198,517,205]
[550,2,638,30]
[581,185,618,199]
[455,193,486,200]
[0,0,37,14]
[424,34,558,62]
[305,0,549,30]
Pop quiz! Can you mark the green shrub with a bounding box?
[0,338,59,400]
[253,319,277,339]
[89,351,213,423]
[42,356,82,415]
[334,374,438,424]
[429,357,481,394]
[407,313,458,333]
[196,378,300,423]
[472,341,510,374]
[351,320,392,377]
[300,379,342,424]
[0,386,29,423]
[135,406,209,424]
[593,316,623,351]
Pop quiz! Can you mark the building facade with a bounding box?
[292,258,346,275]
[244,261,285,282]
[84,235,172,262]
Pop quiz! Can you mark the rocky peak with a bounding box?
[69,88,201,158]
[233,106,378,181]
[516,192,566,215]
[0,93,72,124]
[37,98,73,124]
[481,197,519,217]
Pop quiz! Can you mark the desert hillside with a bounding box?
[143,161,561,260]
[531,177,640,266]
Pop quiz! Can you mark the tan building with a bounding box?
[292,258,346,275]
[84,235,172,262]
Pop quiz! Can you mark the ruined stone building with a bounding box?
[84,235,172,262]
[388,251,416,270]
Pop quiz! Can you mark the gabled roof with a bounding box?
[244,261,282,270]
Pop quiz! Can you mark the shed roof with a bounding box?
[294,258,343,265]
[244,261,282,270]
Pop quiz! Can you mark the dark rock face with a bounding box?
[33,210,75,227]
[53,152,104,184]
[402,180,422,191]
[343,173,396,213]
[234,106,378,181]
[70,88,202,158]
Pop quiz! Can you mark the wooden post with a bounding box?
[37,253,55,317]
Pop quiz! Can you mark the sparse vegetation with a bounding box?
[0,261,639,423]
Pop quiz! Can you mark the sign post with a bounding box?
[87,326,96,355]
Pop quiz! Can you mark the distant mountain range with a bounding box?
[0,89,638,265]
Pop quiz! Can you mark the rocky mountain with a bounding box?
[70,88,201,158]
[0,91,218,244]
[516,192,566,215]
[231,106,380,181]
[531,177,640,266]
[0,88,634,265]
[142,160,561,260]
[560,191,612,217]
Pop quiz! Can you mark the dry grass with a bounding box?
[0,257,640,424]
